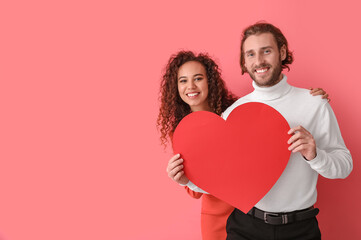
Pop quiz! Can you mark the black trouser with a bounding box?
[226,209,321,240]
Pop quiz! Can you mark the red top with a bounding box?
[185,187,234,240]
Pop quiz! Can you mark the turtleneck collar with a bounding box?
[251,75,292,101]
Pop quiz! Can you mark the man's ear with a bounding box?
[280,45,287,61]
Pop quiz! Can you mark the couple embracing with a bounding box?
[158,22,352,240]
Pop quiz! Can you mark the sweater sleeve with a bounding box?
[307,102,353,179]
[180,180,209,194]
[184,186,203,199]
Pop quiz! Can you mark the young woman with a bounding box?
[157,51,329,240]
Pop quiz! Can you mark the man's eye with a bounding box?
[247,53,254,57]
[264,50,271,54]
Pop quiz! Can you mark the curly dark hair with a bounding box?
[157,51,238,147]
[240,22,294,74]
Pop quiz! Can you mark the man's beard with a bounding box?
[248,59,283,87]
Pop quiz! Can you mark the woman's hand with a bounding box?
[309,87,330,102]
[166,153,189,185]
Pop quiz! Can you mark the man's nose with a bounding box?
[255,54,265,65]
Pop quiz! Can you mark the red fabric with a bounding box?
[185,187,234,240]
[184,186,203,199]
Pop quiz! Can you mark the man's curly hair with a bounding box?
[157,51,237,147]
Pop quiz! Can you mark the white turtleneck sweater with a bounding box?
[186,75,352,212]
[223,75,352,212]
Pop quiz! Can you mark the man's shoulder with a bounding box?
[289,85,327,106]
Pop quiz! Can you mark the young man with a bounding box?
[223,23,353,240]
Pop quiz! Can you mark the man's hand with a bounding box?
[287,126,317,160]
[166,153,189,185]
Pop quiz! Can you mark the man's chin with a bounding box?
[250,72,282,87]
[250,75,272,87]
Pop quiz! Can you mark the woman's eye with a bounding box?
[195,78,202,81]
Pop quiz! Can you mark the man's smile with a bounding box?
[255,67,270,74]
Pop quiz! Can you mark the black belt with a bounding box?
[247,206,319,225]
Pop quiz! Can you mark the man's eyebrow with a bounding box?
[261,46,273,50]
[246,46,273,54]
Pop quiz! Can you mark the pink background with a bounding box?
[0,0,360,239]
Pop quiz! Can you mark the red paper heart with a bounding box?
[173,102,291,213]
